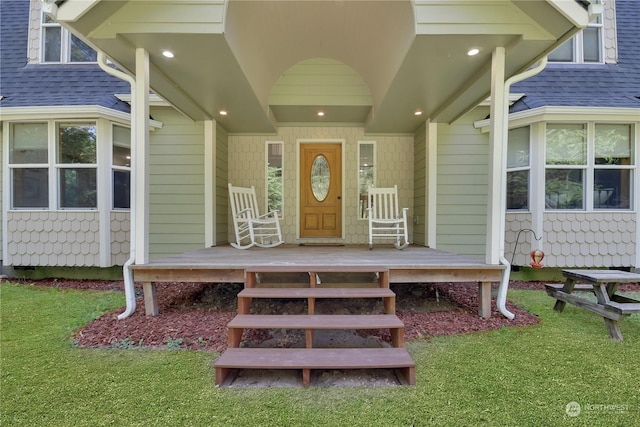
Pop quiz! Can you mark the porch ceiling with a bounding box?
[54,0,588,133]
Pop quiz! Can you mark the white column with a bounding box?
[97,118,112,267]
[204,120,216,247]
[486,47,506,264]
[426,120,438,248]
[134,48,150,264]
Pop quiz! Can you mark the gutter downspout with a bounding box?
[496,56,548,320]
[97,52,137,319]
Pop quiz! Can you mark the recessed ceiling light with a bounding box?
[317,111,325,117]
[414,110,423,116]
[219,110,228,116]
[467,48,480,56]
[162,50,174,58]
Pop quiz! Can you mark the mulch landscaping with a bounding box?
[10,279,582,352]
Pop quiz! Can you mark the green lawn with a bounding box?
[1,282,638,426]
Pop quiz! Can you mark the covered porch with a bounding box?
[132,244,505,318]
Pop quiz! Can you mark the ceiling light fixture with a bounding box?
[414,110,423,116]
[317,111,325,117]
[467,48,480,56]
[162,50,175,58]
[219,110,228,116]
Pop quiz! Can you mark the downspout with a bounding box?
[496,56,548,320]
[97,52,137,319]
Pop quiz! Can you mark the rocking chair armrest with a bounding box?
[234,207,254,218]
[256,210,280,220]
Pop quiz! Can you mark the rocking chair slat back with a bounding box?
[228,183,284,249]
[367,185,409,250]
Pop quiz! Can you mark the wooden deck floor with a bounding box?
[132,244,505,318]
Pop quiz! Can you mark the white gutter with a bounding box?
[496,56,548,320]
[97,52,137,319]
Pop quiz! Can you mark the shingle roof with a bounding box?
[511,0,640,112]
[0,0,131,113]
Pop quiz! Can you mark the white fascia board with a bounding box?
[474,106,640,132]
[546,0,590,28]
[54,0,101,22]
[0,105,163,129]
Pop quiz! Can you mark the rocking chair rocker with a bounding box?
[367,185,409,250]
[228,183,284,249]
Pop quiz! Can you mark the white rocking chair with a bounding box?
[367,185,409,250]
[228,183,284,249]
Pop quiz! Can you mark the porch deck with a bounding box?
[131,244,505,318]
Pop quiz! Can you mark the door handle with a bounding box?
[337,196,341,200]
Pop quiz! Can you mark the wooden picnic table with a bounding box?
[545,269,640,341]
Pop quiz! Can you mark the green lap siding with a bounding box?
[436,109,489,258]
[149,108,206,258]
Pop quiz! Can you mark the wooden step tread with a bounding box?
[228,314,404,329]
[215,347,415,370]
[238,287,395,299]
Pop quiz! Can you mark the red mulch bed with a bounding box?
[15,279,638,352]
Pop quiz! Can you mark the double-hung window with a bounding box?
[41,13,96,63]
[112,125,131,209]
[545,123,634,210]
[56,123,97,208]
[8,121,132,211]
[506,127,531,210]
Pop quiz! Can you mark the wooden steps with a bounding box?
[214,267,416,387]
[215,348,416,387]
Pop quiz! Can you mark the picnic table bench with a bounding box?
[545,269,640,341]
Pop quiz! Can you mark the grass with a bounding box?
[1,282,638,426]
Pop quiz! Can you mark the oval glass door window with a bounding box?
[311,155,330,201]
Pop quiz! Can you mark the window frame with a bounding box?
[357,141,376,219]
[543,122,635,211]
[40,12,97,64]
[6,119,131,212]
[506,126,531,211]
[265,141,284,217]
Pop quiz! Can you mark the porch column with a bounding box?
[134,48,150,264]
[204,120,217,247]
[426,120,437,248]
[486,47,506,265]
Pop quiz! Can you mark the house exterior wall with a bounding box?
[228,126,413,244]
[0,128,3,263]
[6,211,100,266]
[148,107,206,259]
[507,211,636,268]
[111,211,130,265]
[436,108,490,258]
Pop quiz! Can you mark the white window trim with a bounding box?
[543,121,635,212]
[357,141,376,220]
[40,12,96,64]
[265,141,284,218]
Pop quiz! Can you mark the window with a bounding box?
[548,0,603,63]
[57,123,97,208]
[266,142,283,216]
[41,13,96,63]
[112,125,131,209]
[9,123,49,208]
[506,127,530,210]
[545,123,634,210]
[7,120,131,211]
[358,142,375,219]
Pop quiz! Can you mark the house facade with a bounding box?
[2,0,635,279]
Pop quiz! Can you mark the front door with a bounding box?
[300,143,342,238]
